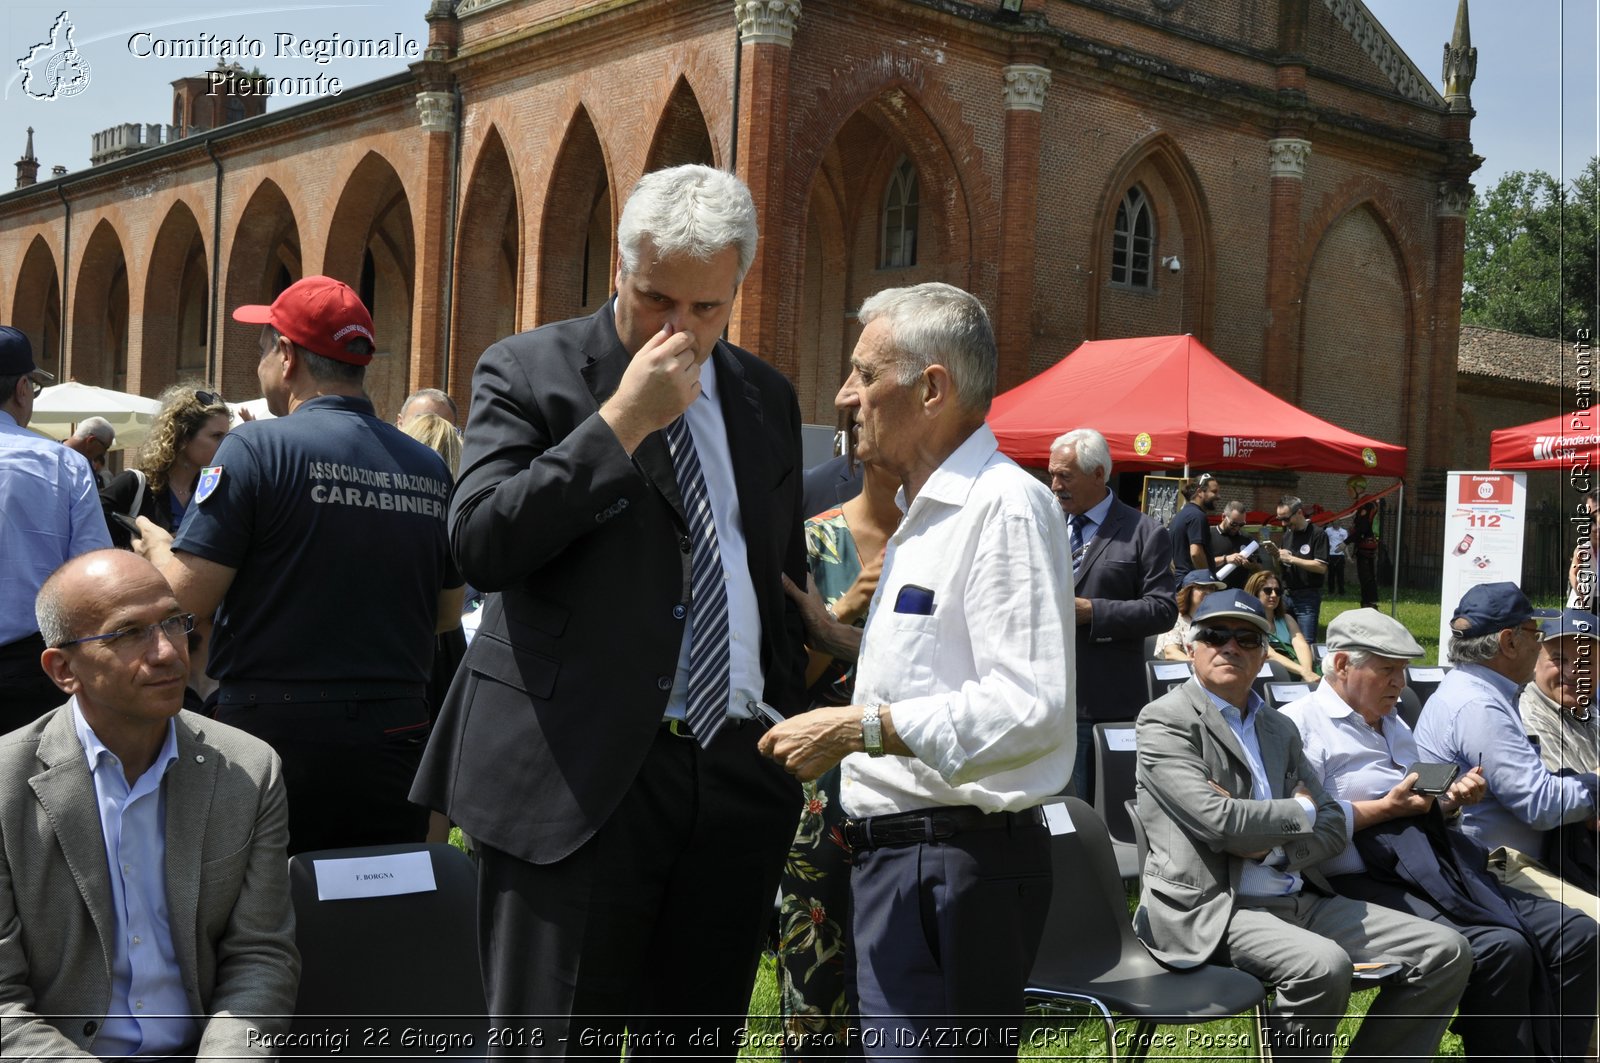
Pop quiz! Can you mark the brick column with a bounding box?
[1425,180,1472,476]
[995,63,1050,391]
[731,0,799,373]
[1261,136,1311,399]
[410,1,459,396]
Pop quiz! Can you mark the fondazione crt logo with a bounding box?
[17,10,92,101]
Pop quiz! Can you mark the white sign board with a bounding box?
[1439,472,1527,665]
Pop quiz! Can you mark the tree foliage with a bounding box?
[1461,159,1598,340]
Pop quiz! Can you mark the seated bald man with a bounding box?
[0,550,298,1059]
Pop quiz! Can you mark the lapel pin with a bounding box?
[195,755,205,764]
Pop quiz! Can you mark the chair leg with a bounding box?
[1124,1020,1155,1062]
[1254,1001,1273,1063]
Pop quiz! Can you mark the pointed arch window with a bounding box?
[1111,187,1154,288]
[880,157,919,269]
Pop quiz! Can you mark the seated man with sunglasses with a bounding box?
[0,550,297,1059]
[1134,589,1471,1063]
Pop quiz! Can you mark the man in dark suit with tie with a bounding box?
[1048,428,1177,797]
[411,165,808,1056]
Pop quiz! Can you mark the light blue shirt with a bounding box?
[0,410,112,643]
[1279,681,1421,876]
[72,699,196,1057]
[1073,489,1116,549]
[1414,661,1599,856]
[662,353,763,722]
[1202,686,1306,897]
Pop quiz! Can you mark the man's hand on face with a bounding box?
[600,323,706,454]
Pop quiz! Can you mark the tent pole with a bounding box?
[1390,482,1405,617]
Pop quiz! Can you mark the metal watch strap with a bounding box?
[862,703,885,757]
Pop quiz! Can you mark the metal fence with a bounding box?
[1391,496,1571,600]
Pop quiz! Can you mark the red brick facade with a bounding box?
[0,0,1482,510]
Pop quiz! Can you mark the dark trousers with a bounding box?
[850,821,1051,1059]
[213,696,430,855]
[0,631,61,734]
[475,721,799,1059]
[1330,873,1599,1062]
[1326,555,1346,595]
[1356,551,1380,608]
[1070,717,1097,799]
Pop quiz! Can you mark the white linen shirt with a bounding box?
[841,424,1075,817]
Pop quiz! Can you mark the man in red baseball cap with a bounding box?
[136,276,464,854]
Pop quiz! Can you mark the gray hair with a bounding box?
[857,283,997,413]
[70,416,115,446]
[1280,495,1305,516]
[1050,428,1112,478]
[617,165,758,284]
[1447,631,1504,665]
[1224,499,1247,518]
[402,388,457,422]
[35,569,73,648]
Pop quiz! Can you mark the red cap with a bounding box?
[232,276,376,365]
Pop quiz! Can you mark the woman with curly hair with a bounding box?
[100,382,231,548]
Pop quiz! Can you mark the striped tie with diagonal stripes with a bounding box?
[664,414,731,748]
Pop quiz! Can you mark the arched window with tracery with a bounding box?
[1111,187,1154,288]
[880,157,919,269]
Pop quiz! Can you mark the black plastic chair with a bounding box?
[1145,659,1192,704]
[286,842,486,1057]
[1025,798,1267,1062]
[1396,686,1424,730]
[1251,658,1290,702]
[1406,665,1451,707]
[1092,723,1140,881]
[1124,798,1149,879]
[1265,681,1314,710]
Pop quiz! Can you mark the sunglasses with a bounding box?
[1259,586,1281,596]
[1192,626,1268,650]
[195,389,221,407]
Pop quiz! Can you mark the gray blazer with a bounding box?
[0,706,299,1058]
[1132,679,1346,969]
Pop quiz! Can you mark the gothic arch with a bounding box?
[451,125,523,401]
[10,235,62,380]
[324,151,416,421]
[536,105,613,327]
[70,219,130,388]
[222,179,301,405]
[796,175,849,424]
[1086,133,1215,344]
[642,76,715,173]
[142,200,210,396]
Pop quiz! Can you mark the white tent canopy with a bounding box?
[28,382,162,452]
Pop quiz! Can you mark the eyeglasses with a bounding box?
[195,390,221,407]
[26,377,44,398]
[1192,626,1268,650]
[56,613,196,652]
[1259,587,1282,596]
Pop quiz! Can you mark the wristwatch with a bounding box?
[862,704,885,757]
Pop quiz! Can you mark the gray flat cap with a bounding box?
[1325,608,1424,660]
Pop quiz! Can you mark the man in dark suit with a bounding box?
[1049,428,1176,797]
[411,165,807,1057]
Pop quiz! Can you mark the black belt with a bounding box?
[217,680,426,704]
[843,805,1046,851]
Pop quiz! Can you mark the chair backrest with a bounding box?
[1125,797,1150,877]
[1406,664,1451,707]
[287,842,485,1054]
[1396,686,1423,730]
[1092,723,1139,844]
[1029,798,1145,986]
[1147,660,1192,703]
[1265,682,1313,710]
[1251,659,1288,701]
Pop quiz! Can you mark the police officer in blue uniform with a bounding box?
[138,276,463,854]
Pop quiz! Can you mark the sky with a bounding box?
[0,1,1595,193]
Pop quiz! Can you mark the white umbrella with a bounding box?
[29,382,163,452]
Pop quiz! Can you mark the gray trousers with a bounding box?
[1219,890,1472,1063]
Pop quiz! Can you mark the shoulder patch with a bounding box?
[195,465,223,504]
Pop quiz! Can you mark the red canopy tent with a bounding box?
[987,334,1407,476]
[1488,411,1600,470]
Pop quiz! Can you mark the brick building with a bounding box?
[0,0,1490,512]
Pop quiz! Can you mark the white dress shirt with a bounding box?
[1279,681,1421,876]
[842,424,1075,816]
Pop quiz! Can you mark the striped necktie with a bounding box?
[665,414,731,748]
[1070,514,1087,575]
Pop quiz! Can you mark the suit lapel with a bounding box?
[1187,681,1252,776]
[713,342,769,575]
[578,301,685,522]
[1076,497,1124,580]
[165,715,215,1009]
[29,708,116,973]
[1255,708,1290,797]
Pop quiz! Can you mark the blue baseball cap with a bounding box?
[1449,582,1560,639]
[1540,608,1600,641]
[0,326,51,383]
[1180,569,1226,590]
[1191,588,1272,635]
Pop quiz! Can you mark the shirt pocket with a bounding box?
[867,610,940,690]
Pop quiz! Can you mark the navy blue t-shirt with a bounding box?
[173,394,461,683]
[1168,501,1208,578]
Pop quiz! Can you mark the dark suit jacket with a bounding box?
[800,454,862,519]
[411,302,808,866]
[0,706,298,1058]
[1075,496,1177,721]
[1133,680,1346,968]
